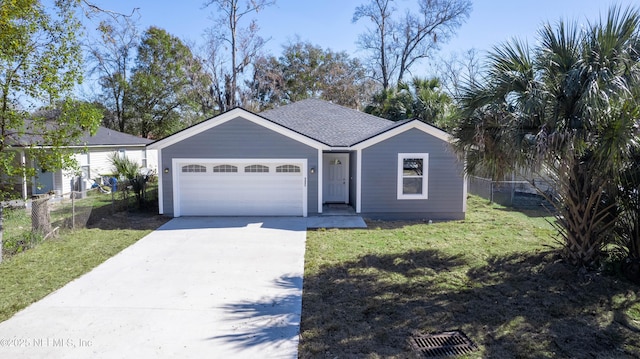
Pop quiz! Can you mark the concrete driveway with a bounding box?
[0,217,307,359]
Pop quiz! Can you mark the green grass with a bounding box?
[300,196,640,358]
[0,190,168,323]
[0,227,155,322]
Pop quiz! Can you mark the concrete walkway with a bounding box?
[0,217,307,359]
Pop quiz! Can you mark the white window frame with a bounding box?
[397,153,429,200]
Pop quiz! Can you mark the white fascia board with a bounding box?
[351,120,452,151]
[148,108,328,151]
[326,146,351,152]
[71,144,149,149]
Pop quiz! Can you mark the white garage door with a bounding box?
[175,159,306,216]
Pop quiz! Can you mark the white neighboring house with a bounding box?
[12,127,156,199]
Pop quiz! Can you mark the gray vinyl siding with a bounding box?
[360,128,465,220]
[160,116,318,216]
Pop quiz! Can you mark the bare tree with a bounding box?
[353,0,472,90]
[181,46,216,121]
[203,0,275,111]
[434,48,483,98]
[86,15,139,132]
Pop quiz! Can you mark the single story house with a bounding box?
[148,99,467,220]
[8,126,157,199]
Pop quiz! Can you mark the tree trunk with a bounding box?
[229,0,238,109]
[552,157,615,267]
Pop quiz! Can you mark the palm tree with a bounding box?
[453,6,640,267]
[365,77,455,129]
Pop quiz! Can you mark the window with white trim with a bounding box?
[397,153,428,199]
[213,164,238,173]
[141,150,148,168]
[244,164,269,173]
[182,164,207,173]
[276,164,301,173]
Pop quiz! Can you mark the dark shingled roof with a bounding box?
[79,127,152,146]
[260,99,396,146]
[8,124,151,147]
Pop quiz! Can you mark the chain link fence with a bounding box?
[468,176,554,211]
[1,181,158,259]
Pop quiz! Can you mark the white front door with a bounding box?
[323,153,349,203]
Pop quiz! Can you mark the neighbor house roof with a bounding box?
[8,124,151,148]
[259,99,396,147]
[77,127,153,147]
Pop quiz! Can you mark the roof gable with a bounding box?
[148,100,453,151]
[259,99,395,147]
[351,119,453,150]
[147,107,328,150]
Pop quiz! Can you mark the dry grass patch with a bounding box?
[300,196,640,358]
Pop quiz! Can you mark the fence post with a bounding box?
[72,192,75,229]
[490,181,494,203]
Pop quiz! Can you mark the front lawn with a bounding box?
[0,210,169,323]
[300,196,640,358]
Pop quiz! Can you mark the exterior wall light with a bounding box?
[164,168,170,174]
[310,167,315,174]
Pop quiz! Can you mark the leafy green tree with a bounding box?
[249,42,372,110]
[0,0,102,196]
[129,27,207,138]
[0,0,102,258]
[453,6,640,267]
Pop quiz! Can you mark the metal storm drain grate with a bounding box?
[408,330,478,358]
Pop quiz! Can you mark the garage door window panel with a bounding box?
[245,164,269,173]
[182,164,207,173]
[276,165,301,173]
[213,164,238,173]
